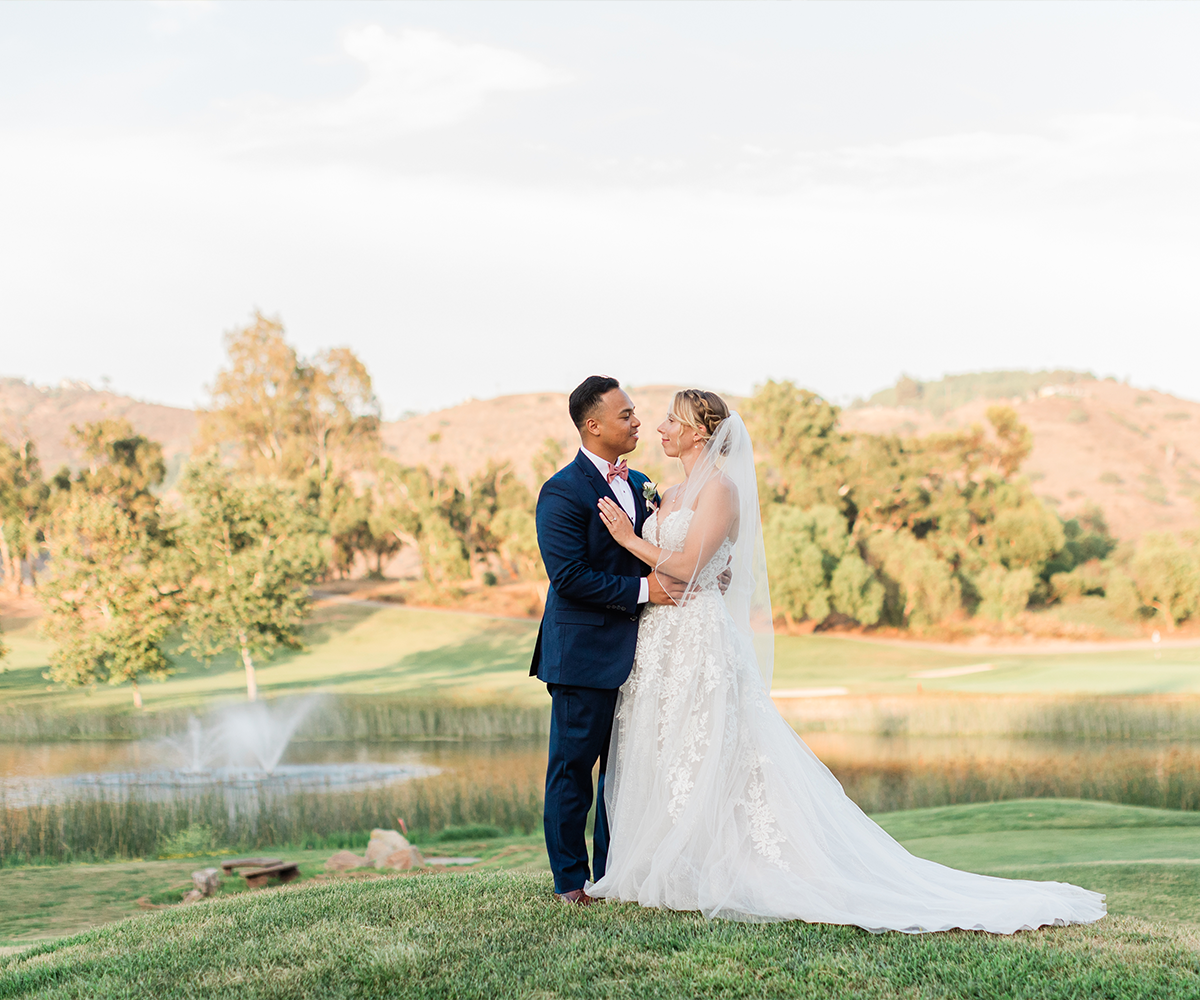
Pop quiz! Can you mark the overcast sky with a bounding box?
[1,1,1198,417]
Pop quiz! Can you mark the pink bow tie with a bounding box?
[606,459,629,483]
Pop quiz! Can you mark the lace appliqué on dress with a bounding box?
[619,510,788,857]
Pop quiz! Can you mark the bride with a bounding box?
[586,389,1105,934]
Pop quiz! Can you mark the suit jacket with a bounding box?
[529,450,654,690]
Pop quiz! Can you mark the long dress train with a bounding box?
[588,510,1106,934]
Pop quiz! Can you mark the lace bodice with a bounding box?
[643,508,733,593]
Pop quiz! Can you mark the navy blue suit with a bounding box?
[531,450,653,893]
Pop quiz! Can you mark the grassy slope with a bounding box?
[4,801,1199,949]
[0,604,542,715]
[3,871,1199,999]
[0,835,552,945]
[5,607,1200,717]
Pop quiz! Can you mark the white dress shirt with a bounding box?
[581,447,650,605]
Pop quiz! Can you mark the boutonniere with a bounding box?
[642,480,658,512]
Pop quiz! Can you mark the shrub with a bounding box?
[976,565,1036,622]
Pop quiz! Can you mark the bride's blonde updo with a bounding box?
[672,389,730,441]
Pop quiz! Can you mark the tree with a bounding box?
[320,478,403,579]
[376,460,470,586]
[1130,533,1200,631]
[985,405,1033,478]
[974,565,1036,622]
[763,505,882,627]
[464,462,542,580]
[745,380,848,510]
[532,437,565,486]
[177,457,326,700]
[200,312,380,487]
[39,420,177,708]
[201,312,308,478]
[305,347,380,482]
[365,503,403,577]
[1041,507,1117,583]
[322,477,374,579]
[40,493,178,708]
[0,439,48,594]
[829,554,885,626]
[866,530,961,629]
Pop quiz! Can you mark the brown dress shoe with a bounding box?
[554,888,595,905]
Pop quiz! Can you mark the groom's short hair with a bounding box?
[569,375,621,429]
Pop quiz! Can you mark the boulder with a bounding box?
[324,850,367,873]
[379,846,425,871]
[180,889,205,905]
[364,829,410,865]
[192,868,221,897]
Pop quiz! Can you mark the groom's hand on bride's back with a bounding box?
[717,558,732,595]
[647,572,688,605]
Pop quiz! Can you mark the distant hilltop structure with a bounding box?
[1,375,99,394]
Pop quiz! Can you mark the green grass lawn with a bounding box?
[2,871,1198,998]
[0,603,543,715]
[5,606,1200,718]
[0,833,551,947]
[771,636,1200,696]
[874,800,1200,926]
[2,800,1197,957]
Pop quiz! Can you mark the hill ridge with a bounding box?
[3,375,1197,542]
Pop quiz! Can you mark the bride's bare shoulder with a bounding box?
[697,475,738,510]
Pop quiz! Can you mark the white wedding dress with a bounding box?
[588,507,1107,933]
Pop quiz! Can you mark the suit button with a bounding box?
[630,615,637,621]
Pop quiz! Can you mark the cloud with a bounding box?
[223,25,569,150]
[148,0,215,38]
[788,112,1200,197]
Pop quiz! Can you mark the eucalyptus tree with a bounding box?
[200,312,380,487]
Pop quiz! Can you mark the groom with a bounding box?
[530,375,686,904]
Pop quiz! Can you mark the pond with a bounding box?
[3,730,1198,816]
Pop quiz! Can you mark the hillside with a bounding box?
[379,384,707,488]
[841,377,1200,540]
[0,378,195,478]
[4,375,1197,542]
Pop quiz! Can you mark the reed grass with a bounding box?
[0,697,551,743]
[779,692,1200,740]
[9,691,1200,745]
[830,744,1200,814]
[0,763,545,868]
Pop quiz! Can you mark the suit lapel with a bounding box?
[574,450,621,507]
[574,451,651,535]
[628,470,649,536]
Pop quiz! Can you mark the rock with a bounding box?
[364,828,410,865]
[324,850,367,873]
[192,868,221,896]
[180,889,204,905]
[379,846,425,871]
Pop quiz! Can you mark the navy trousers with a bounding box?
[543,683,619,894]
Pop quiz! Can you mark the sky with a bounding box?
[1,1,1198,418]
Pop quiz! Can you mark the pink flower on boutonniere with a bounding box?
[642,480,658,512]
